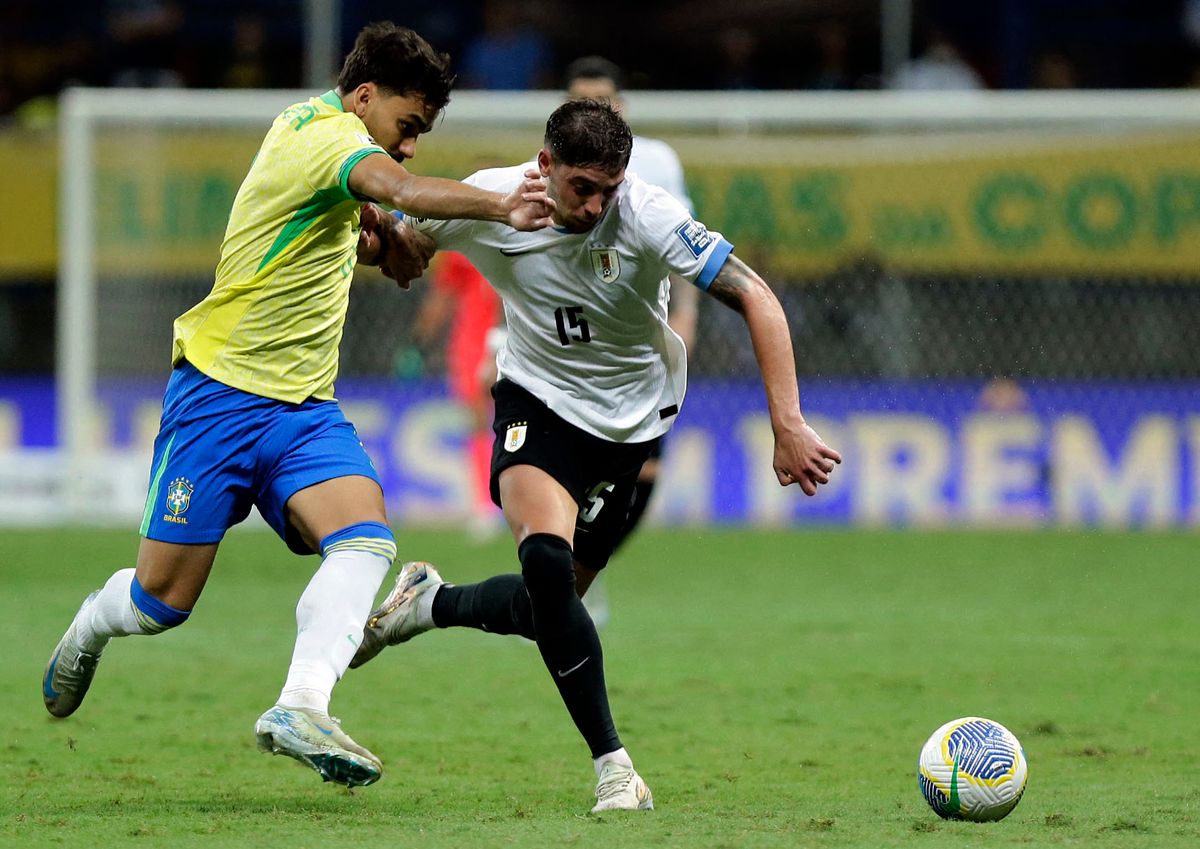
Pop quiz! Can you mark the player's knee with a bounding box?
[130,575,191,634]
[319,521,397,563]
[519,533,575,603]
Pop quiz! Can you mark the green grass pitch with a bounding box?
[3,527,1197,848]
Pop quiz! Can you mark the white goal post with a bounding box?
[50,87,1200,523]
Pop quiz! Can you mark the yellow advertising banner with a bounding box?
[672,130,1200,277]
[0,130,57,276]
[3,125,1200,279]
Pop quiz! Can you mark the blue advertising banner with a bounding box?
[2,377,1198,527]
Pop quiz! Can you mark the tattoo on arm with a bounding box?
[705,254,762,314]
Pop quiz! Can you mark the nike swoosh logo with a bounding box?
[499,246,540,256]
[43,650,62,699]
[556,656,590,677]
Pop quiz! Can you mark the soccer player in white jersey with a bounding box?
[350,99,841,811]
[40,23,552,789]
[564,55,698,623]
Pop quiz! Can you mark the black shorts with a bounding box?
[489,379,659,571]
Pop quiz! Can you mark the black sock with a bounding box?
[431,574,535,640]
[612,478,656,554]
[519,533,620,758]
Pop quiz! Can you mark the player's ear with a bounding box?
[537,149,553,177]
[349,83,374,118]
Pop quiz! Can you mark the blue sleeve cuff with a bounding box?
[392,211,405,221]
[694,238,734,290]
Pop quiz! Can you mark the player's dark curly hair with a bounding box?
[544,99,632,174]
[337,22,455,112]
[564,55,624,91]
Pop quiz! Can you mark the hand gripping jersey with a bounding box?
[172,90,386,403]
[410,163,733,443]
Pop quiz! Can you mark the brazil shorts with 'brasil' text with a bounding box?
[139,360,382,555]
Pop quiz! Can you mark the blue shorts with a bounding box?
[139,361,381,555]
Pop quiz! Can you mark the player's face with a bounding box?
[538,150,625,233]
[351,85,436,163]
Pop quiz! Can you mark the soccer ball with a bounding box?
[917,716,1028,822]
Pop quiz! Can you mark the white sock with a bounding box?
[278,549,391,714]
[594,747,634,777]
[76,568,147,652]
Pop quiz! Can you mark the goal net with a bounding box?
[46,87,1200,525]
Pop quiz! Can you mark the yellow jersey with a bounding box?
[172,90,387,402]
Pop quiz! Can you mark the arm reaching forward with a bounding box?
[348,156,554,232]
[705,254,842,494]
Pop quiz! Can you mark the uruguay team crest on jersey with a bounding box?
[504,421,528,452]
[590,247,621,283]
[165,477,194,516]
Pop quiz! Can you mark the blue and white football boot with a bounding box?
[42,590,103,718]
[255,705,383,788]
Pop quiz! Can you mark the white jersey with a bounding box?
[629,136,693,213]
[408,163,733,442]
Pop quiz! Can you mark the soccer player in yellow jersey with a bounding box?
[41,22,553,789]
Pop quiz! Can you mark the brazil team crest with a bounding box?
[504,422,528,453]
[590,247,621,283]
[165,477,194,516]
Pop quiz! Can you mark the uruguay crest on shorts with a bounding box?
[504,421,528,452]
[590,247,621,283]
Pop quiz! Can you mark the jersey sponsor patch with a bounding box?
[674,219,713,258]
[504,422,528,452]
[589,247,621,283]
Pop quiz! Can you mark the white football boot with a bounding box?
[349,561,444,669]
[255,705,382,787]
[42,590,103,718]
[591,761,655,812]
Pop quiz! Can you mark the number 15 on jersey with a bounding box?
[554,306,591,345]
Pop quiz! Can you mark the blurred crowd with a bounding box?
[4,0,1200,120]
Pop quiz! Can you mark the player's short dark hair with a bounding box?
[564,55,624,91]
[544,99,632,174]
[338,22,455,112]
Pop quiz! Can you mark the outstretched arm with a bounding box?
[349,157,554,232]
[705,254,842,494]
